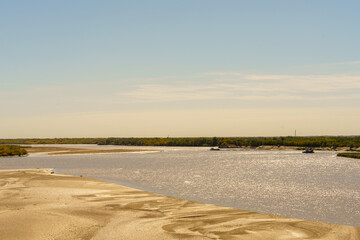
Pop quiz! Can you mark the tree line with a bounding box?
[0,145,27,157]
[98,136,360,148]
[1,136,360,148]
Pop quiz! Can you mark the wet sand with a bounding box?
[0,169,359,240]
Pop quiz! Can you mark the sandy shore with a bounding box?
[0,169,359,240]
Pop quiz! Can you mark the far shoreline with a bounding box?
[21,144,360,152]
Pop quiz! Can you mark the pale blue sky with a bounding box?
[1,1,359,137]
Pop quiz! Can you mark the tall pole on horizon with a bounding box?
[295,130,297,137]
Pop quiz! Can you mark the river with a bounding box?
[0,144,359,226]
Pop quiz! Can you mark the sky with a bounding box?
[1,0,360,138]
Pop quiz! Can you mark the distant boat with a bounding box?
[303,148,314,153]
[210,147,220,151]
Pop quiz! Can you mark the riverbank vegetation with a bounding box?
[337,152,360,159]
[0,145,27,157]
[99,136,360,148]
[1,136,360,148]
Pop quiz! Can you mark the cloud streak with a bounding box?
[327,61,360,66]
[2,72,360,137]
[125,73,360,103]
[2,72,359,119]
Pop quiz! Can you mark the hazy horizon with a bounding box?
[2,134,360,140]
[1,1,359,138]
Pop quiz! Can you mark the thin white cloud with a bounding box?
[2,72,359,117]
[2,72,360,137]
[327,61,360,66]
[124,84,229,102]
[125,73,360,102]
[202,72,247,77]
[234,95,304,100]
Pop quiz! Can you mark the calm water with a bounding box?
[0,144,359,226]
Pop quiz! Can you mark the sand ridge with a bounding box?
[0,169,359,240]
[24,146,158,156]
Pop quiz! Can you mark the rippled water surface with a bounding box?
[0,144,359,226]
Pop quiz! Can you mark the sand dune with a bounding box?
[0,169,359,240]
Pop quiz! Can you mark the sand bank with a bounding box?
[0,169,359,240]
[25,146,158,156]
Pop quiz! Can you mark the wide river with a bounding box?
[0,144,359,226]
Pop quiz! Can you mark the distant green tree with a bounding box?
[212,137,218,146]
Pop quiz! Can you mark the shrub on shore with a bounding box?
[0,145,27,157]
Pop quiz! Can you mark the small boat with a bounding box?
[210,147,220,151]
[302,148,314,153]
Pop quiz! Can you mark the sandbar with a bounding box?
[25,146,157,156]
[0,169,359,240]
